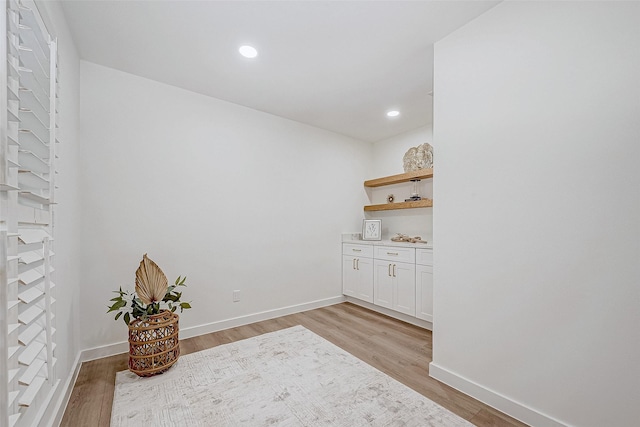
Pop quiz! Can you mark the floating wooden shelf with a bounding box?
[364,168,433,187]
[364,199,433,211]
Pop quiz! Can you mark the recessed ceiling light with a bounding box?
[239,45,258,59]
[386,110,400,118]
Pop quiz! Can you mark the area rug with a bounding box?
[111,326,473,426]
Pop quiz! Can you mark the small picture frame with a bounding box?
[362,219,382,241]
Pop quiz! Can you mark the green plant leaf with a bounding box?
[107,299,126,312]
[165,292,180,302]
[115,311,123,321]
[124,312,131,325]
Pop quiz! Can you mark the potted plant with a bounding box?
[107,254,192,376]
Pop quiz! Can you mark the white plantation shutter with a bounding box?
[1,0,60,425]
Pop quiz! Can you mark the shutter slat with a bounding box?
[18,67,49,105]
[18,229,51,244]
[18,249,43,264]
[18,88,49,115]
[18,376,45,407]
[18,170,49,189]
[18,286,43,304]
[18,322,43,346]
[19,191,52,205]
[19,359,45,385]
[18,23,49,63]
[18,341,45,366]
[18,129,48,158]
[18,150,49,174]
[18,268,43,285]
[18,305,43,325]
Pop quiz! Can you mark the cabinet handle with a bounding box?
[393,264,396,277]
[353,259,356,270]
[387,252,398,256]
[388,263,392,277]
[352,249,362,252]
[356,259,360,270]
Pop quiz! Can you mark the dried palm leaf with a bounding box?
[135,254,168,305]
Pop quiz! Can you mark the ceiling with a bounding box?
[59,1,498,143]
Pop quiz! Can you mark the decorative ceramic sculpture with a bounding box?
[403,143,434,172]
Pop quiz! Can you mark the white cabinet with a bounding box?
[373,244,416,316]
[415,248,434,322]
[342,244,373,303]
[374,259,415,316]
[343,242,432,322]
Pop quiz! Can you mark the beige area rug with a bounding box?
[111,326,473,426]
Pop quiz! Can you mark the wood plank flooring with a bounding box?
[60,302,529,426]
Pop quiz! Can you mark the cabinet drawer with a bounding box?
[374,246,415,263]
[416,248,433,266]
[343,243,373,258]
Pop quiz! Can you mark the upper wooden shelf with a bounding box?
[364,168,433,187]
[364,199,433,211]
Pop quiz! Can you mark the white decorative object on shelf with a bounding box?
[362,219,382,241]
[390,233,429,244]
[403,143,434,172]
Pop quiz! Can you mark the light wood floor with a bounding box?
[61,302,528,426]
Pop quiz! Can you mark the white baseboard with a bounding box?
[43,352,82,427]
[81,340,128,362]
[429,362,567,427]
[81,296,345,362]
[344,296,433,330]
[32,379,59,427]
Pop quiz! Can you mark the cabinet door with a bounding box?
[342,256,358,297]
[355,257,374,303]
[416,264,433,321]
[393,261,416,316]
[374,259,393,309]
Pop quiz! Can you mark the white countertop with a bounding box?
[341,234,432,249]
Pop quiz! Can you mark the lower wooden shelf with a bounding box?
[364,199,433,211]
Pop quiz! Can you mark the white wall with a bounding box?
[431,2,640,427]
[78,61,372,350]
[35,0,83,423]
[369,125,433,240]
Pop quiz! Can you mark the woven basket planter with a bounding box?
[128,310,180,377]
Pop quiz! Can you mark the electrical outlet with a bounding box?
[233,290,240,302]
